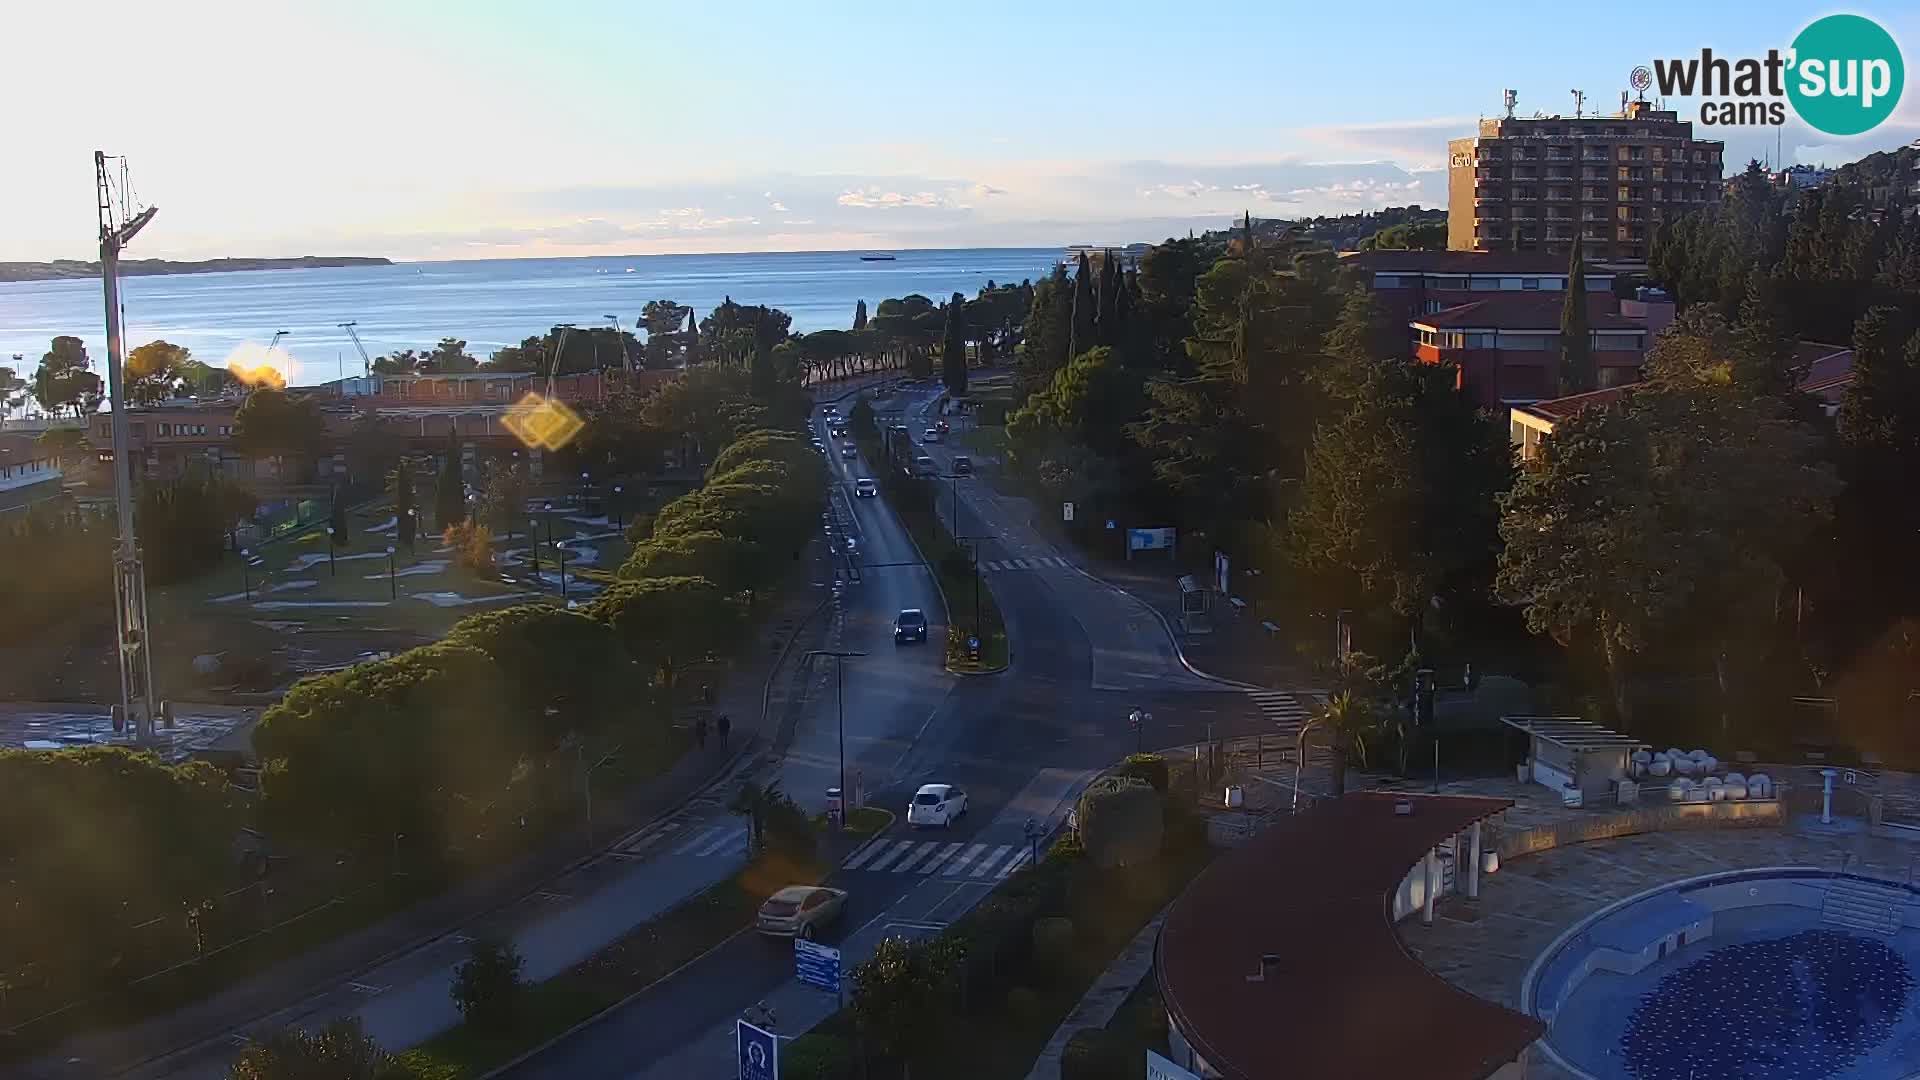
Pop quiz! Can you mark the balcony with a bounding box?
[1474,174,1502,186]
[1512,211,1539,222]
[1546,190,1572,202]
[1546,171,1574,181]
[1475,192,1505,204]
[1582,229,1608,241]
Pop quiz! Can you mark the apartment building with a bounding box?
[1412,294,1651,406]
[1447,100,1724,263]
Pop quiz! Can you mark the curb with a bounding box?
[1056,557,1265,692]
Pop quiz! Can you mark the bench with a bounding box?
[1261,620,1281,637]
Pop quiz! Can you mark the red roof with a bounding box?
[1516,385,1637,422]
[1157,792,1538,1080]
[1415,294,1644,331]
[1345,250,1617,276]
[1795,343,1854,396]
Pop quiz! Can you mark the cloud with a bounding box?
[836,187,953,209]
[1287,116,1477,170]
[769,201,790,212]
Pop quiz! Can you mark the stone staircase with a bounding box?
[1820,875,1905,935]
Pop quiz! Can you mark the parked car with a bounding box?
[854,478,878,498]
[913,455,936,476]
[921,428,942,443]
[894,608,929,643]
[951,455,972,475]
[756,885,847,940]
[907,783,968,829]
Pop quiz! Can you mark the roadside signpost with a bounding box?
[737,1019,778,1080]
[794,938,842,994]
[1062,501,1074,522]
[1148,1050,1201,1080]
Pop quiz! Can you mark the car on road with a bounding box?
[912,454,936,476]
[907,783,968,829]
[830,424,847,437]
[854,477,878,497]
[844,535,858,554]
[921,427,942,443]
[951,455,972,475]
[756,885,847,940]
[894,608,929,643]
[936,419,950,434]
[841,444,858,459]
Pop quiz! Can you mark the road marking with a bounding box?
[863,840,915,872]
[917,842,964,874]
[841,836,894,870]
[995,849,1033,878]
[969,846,1015,878]
[943,842,990,876]
[889,843,938,873]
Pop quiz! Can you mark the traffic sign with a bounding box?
[1148,1050,1201,1080]
[795,938,842,993]
[737,1019,778,1080]
[1062,501,1074,522]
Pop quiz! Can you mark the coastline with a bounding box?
[0,256,393,283]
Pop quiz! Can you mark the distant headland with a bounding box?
[0,256,393,283]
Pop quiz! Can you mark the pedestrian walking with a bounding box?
[717,712,731,747]
[694,716,708,749]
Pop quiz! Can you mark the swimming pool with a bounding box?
[1524,868,1920,1080]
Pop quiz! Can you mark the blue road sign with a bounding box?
[737,1019,778,1080]
[795,938,841,993]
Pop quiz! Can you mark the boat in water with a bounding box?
[859,254,896,261]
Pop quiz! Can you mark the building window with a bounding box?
[1499,334,1554,351]
[1470,277,1500,291]
[1522,278,1540,290]
[1374,274,1403,289]
[1465,332,1496,348]
[156,423,171,436]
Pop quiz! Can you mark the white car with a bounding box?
[921,428,942,443]
[854,478,877,497]
[907,783,968,829]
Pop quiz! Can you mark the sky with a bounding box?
[7,0,1920,263]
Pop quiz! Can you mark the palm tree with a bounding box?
[1294,690,1376,807]
[728,778,784,853]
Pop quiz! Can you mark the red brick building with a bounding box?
[1411,293,1651,406]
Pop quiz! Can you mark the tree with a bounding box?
[852,935,967,1075]
[727,778,786,854]
[853,298,869,331]
[1361,220,1447,250]
[422,338,478,374]
[1073,776,1163,869]
[0,365,24,423]
[620,530,764,592]
[435,428,466,529]
[1829,308,1920,639]
[126,340,191,404]
[390,461,418,551]
[139,468,252,584]
[1006,347,1145,471]
[1068,252,1097,360]
[941,292,969,396]
[1558,235,1594,396]
[450,936,525,1029]
[582,575,746,690]
[178,358,240,398]
[751,310,777,398]
[1022,264,1073,387]
[226,1017,421,1080]
[232,387,325,471]
[32,336,100,418]
[481,459,531,540]
[447,604,640,739]
[1299,691,1375,799]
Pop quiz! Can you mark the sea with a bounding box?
[0,248,1059,386]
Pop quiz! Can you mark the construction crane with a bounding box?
[339,321,372,378]
[547,324,575,399]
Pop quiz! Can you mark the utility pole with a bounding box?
[806,650,865,827]
[96,151,161,743]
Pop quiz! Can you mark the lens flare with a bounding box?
[222,342,295,389]
[503,391,585,450]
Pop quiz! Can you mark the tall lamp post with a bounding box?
[1129,708,1152,755]
[611,484,624,528]
[385,545,397,599]
[805,649,866,828]
[240,547,253,601]
[325,527,336,576]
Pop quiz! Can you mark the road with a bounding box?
[507,378,1293,1079]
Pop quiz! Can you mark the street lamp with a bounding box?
[612,484,624,528]
[324,527,336,576]
[529,515,541,576]
[240,547,253,601]
[386,545,397,599]
[579,470,590,513]
[805,649,866,828]
[1129,708,1153,754]
[405,507,417,553]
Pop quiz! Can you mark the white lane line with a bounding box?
[996,849,1032,878]
[890,843,937,873]
[917,842,965,874]
[693,825,747,857]
[671,823,728,856]
[863,840,915,872]
[942,842,990,877]
[969,845,1015,878]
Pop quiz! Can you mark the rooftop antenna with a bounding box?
[95,150,161,744]
[1571,90,1586,118]
[1620,90,1630,115]
[1502,89,1517,119]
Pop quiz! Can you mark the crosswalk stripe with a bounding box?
[693,826,746,857]
[970,846,1015,877]
[985,560,1004,571]
[918,842,965,874]
[943,842,990,876]
[671,824,727,856]
[864,840,915,872]
[842,837,895,870]
[996,849,1032,878]
[890,843,938,873]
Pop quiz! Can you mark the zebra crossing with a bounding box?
[980,555,1071,573]
[839,837,1034,879]
[1248,688,1312,737]
[613,818,750,860]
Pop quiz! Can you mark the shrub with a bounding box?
[782,1033,853,1080]
[1075,776,1164,870]
[443,520,494,574]
[624,511,655,543]
[1032,916,1075,971]
[1060,1028,1125,1080]
[1118,753,1169,794]
[1006,985,1043,1025]
[450,936,524,1029]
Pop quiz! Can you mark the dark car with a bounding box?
[894,608,929,643]
[951,455,972,475]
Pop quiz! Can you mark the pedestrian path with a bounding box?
[610,812,746,860]
[839,837,1034,879]
[980,555,1072,573]
[1247,687,1313,737]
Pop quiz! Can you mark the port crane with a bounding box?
[339,321,373,378]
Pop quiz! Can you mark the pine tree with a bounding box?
[1068,252,1097,361]
[1558,235,1594,396]
[853,299,868,331]
[941,292,969,396]
[751,310,775,398]
[435,428,466,529]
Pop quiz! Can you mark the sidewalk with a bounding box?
[1023,909,1168,1080]
[1072,555,1317,692]
[35,549,838,1080]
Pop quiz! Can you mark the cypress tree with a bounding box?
[751,310,775,398]
[853,299,868,331]
[685,309,700,366]
[941,292,969,395]
[435,427,466,528]
[1098,251,1121,344]
[1069,252,1097,361]
[1558,235,1594,395]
